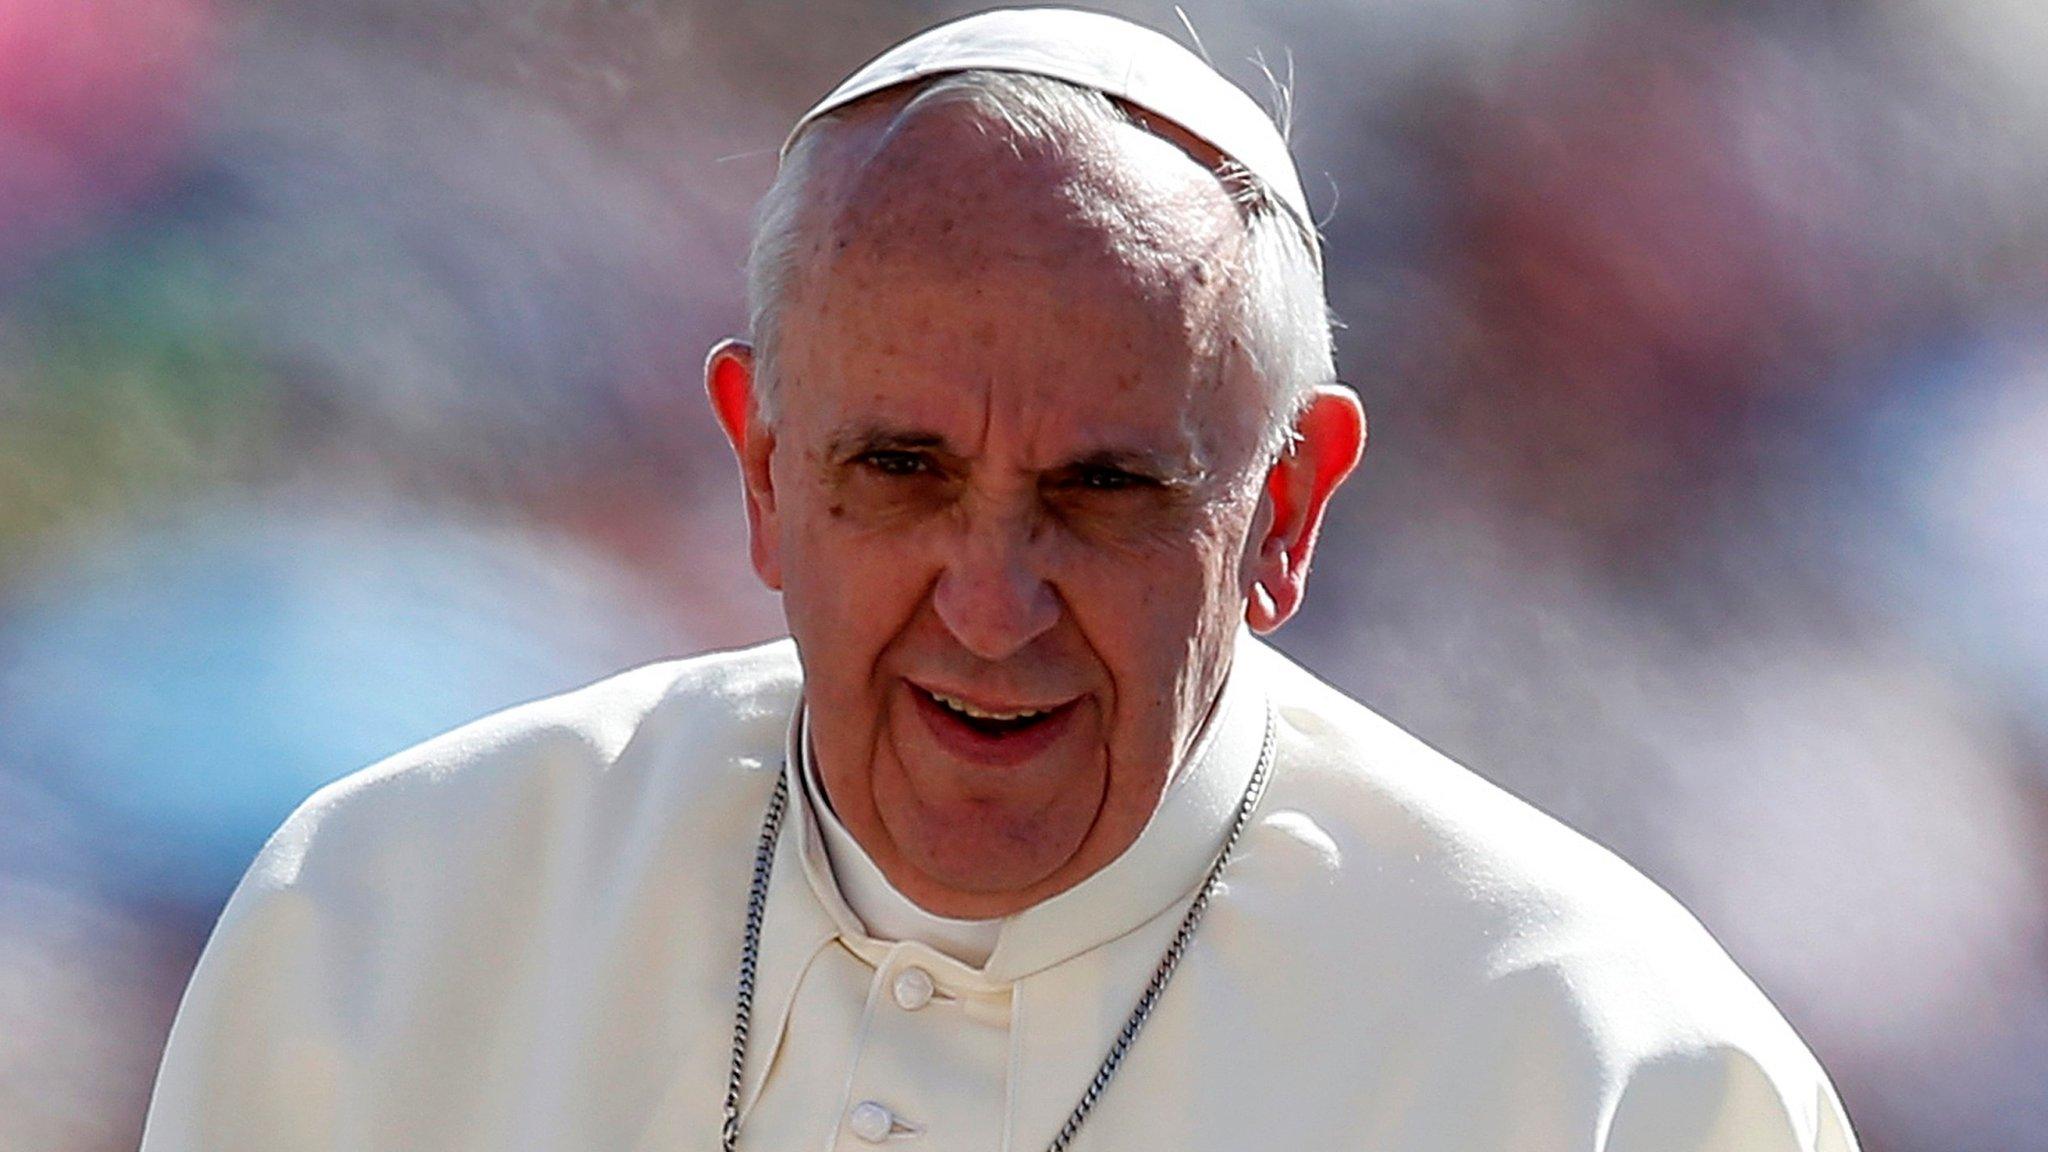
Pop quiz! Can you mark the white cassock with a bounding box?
[142,637,1858,1151]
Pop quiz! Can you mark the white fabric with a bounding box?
[787,7,1321,262]
[800,715,1004,968]
[142,637,1858,1152]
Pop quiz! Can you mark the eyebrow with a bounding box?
[1056,447,1207,488]
[825,425,954,462]
[824,422,1208,485]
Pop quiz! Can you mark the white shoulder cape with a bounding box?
[143,638,1857,1151]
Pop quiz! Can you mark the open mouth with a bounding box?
[909,683,1080,765]
[922,687,1059,735]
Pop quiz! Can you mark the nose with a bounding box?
[931,509,1060,662]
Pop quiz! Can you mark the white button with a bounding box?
[849,1101,894,1143]
[891,966,935,1011]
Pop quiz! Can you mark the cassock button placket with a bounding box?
[724,700,1277,1152]
[891,966,935,1011]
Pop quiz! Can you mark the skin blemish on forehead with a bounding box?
[814,94,1242,310]
[782,124,1259,477]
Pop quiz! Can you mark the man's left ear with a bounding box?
[1245,385,1367,633]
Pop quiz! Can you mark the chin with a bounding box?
[889,802,1094,910]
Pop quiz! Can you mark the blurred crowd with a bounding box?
[2,1,2043,1148]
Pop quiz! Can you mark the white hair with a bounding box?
[745,70,1334,458]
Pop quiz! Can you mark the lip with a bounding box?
[908,682,1081,767]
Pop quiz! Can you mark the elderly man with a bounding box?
[144,9,1856,1151]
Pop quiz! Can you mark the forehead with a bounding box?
[777,95,1264,454]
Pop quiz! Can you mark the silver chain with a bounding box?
[722,770,790,1152]
[723,701,1276,1152]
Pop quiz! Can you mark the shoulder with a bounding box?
[1247,637,1722,959]
[243,638,801,906]
[146,640,806,1146]
[1233,639,1826,1081]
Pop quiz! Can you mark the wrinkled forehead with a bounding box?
[817,88,1246,294]
[776,100,1269,464]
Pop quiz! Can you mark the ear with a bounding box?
[705,338,784,590]
[1244,385,1367,633]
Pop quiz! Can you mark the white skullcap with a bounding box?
[785,6,1319,263]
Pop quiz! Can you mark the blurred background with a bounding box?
[1,0,2042,1147]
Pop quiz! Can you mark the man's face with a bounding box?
[729,104,1280,918]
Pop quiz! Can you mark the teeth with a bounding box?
[929,690,1048,722]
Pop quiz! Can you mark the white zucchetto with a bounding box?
[784,6,1319,262]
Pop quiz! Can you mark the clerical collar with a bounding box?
[785,634,1268,982]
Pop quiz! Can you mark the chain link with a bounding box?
[722,771,789,1152]
[724,701,1275,1152]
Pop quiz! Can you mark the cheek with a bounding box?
[1091,507,1249,617]
[780,493,939,655]
[1139,519,1255,697]
[1066,527,1244,701]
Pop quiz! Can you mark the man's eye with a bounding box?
[857,450,932,477]
[1071,467,1151,492]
